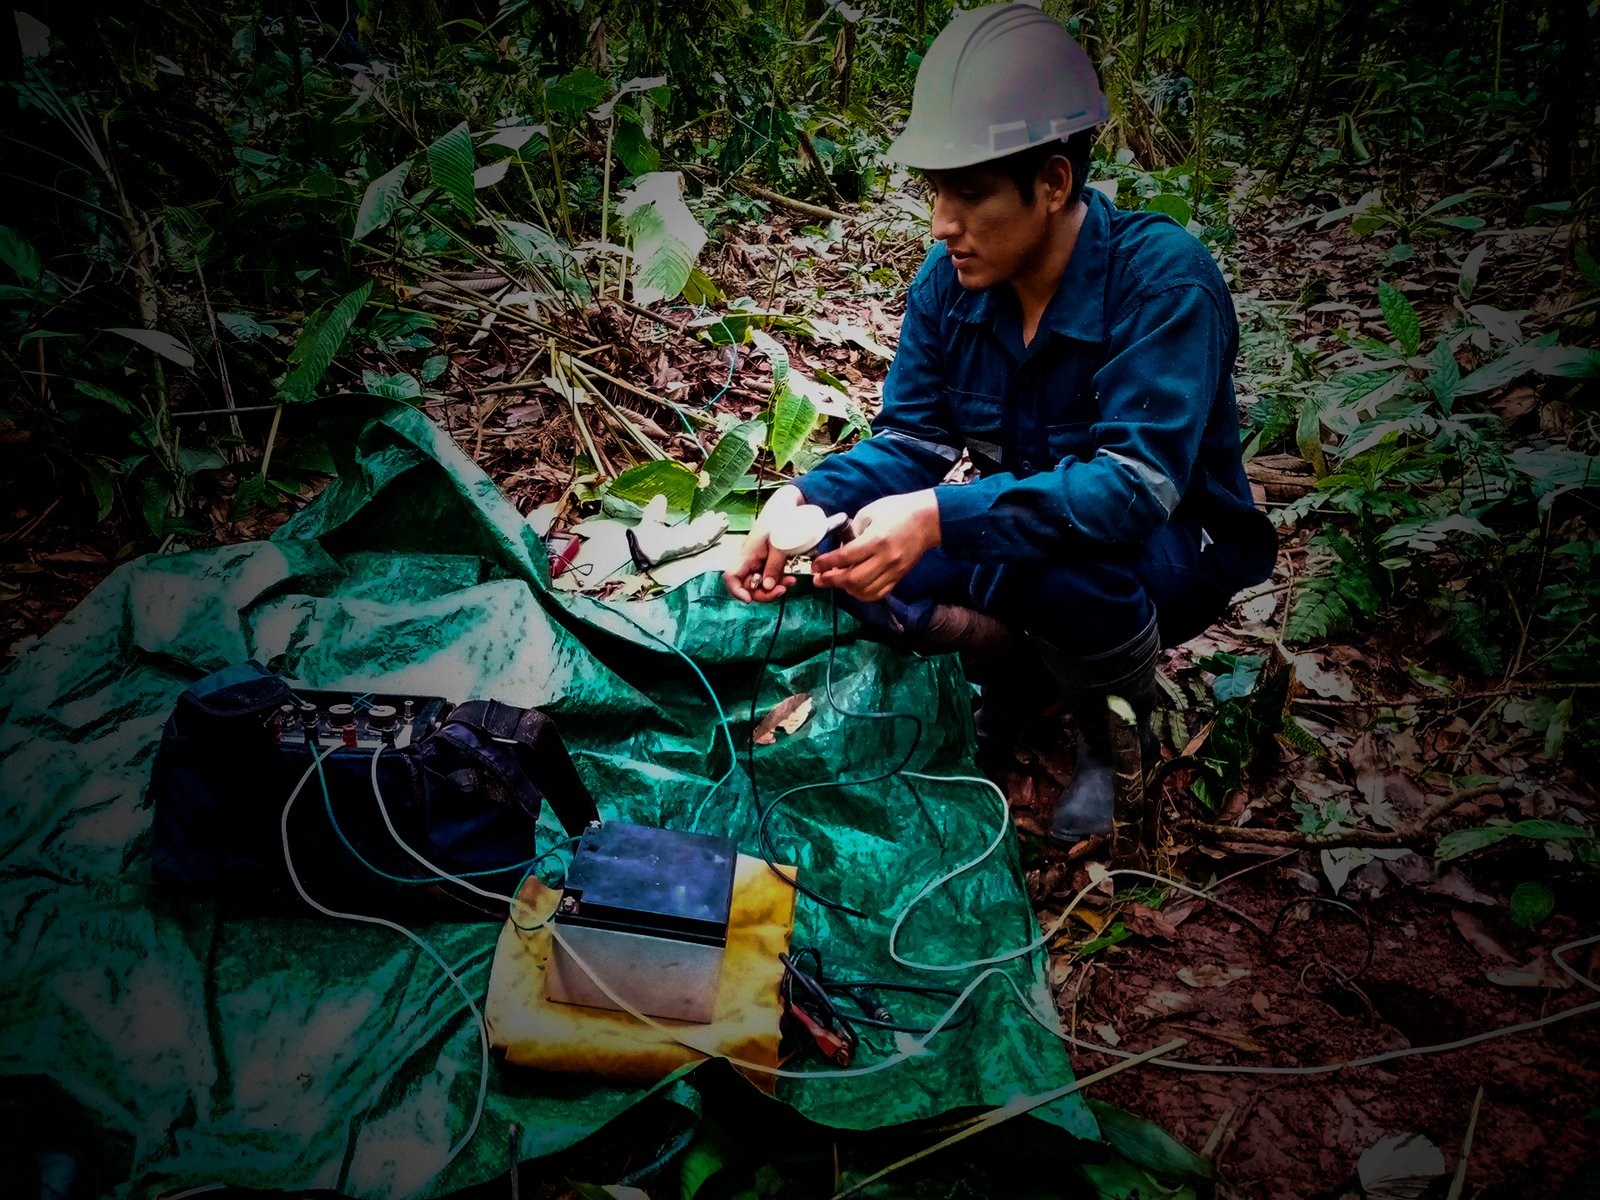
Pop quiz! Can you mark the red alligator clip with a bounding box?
[786,1001,854,1067]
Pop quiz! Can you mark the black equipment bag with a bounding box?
[148,661,598,920]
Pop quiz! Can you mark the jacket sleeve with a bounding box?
[934,280,1228,562]
[791,262,962,517]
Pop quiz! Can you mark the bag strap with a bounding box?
[444,700,599,835]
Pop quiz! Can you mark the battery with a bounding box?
[546,822,737,1024]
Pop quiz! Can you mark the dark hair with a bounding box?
[993,129,1094,206]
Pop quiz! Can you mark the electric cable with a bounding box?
[308,737,545,885]
[280,745,489,1186]
[752,593,926,918]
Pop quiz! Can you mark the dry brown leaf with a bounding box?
[1170,1023,1267,1054]
[1122,902,1180,941]
[1135,989,1195,1018]
[1177,964,1251,988]
[1450,909,1518,964]
[752,693,812,745]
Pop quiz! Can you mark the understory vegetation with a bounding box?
[2,0,1597,1194]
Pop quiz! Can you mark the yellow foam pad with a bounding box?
[485,854,798,1092]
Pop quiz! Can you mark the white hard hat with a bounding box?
[888,3,1109,170]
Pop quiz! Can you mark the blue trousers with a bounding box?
[831,517,1234,656]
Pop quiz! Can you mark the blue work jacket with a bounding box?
[795,187,1276,590]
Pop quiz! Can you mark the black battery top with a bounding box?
[560,822,737,945]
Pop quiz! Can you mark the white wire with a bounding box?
[281,745,489,1186]
[368,744,549,930]
[880,766,1600,1076]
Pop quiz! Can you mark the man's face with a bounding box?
[925,166,1051,291]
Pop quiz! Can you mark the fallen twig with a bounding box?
[1175,780,1516,851]
[831,1038,1187,1199]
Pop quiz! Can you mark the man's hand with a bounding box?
[813,490,941,602]
[723,485,804,603]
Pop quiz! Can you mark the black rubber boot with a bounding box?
[1029,616,1162,851]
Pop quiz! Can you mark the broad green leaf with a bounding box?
[692,420,762,517]
[217,311,278,340]
[353,159,410,242]
[1510,880,1555,927]
[545,67,608,115]
[1196,652,1263,702]
[1086,1100,1215,1183]
[86,461,115,521]
[768,385,817,470]
[680,268,723,307]
[614,108,660,176]
[473,160,510,189]
[175,445,226,475]
[482,124,547,151]
[360,369,421,400]
[617,171,707,307]
[420,355,448,383]
[1458,242,1487,300]
[748,329,789,395]
[104,326,195,369]
[1507,446,1600,501]
[280,280,373,401]
[606,459,699,509]
[590,74,668,121]
[1425,340,1462,409]
[73,380,136,415]
[426,121,475,218]
[0,225,42,283]
[1377,279,1422,356]
[1575,243,1600,289]
[1432,215,1485,231]
[1144,193,1192,226]
[1437,819,1589,861]
[1422,189,1485,216]
[1379,512,1495,552]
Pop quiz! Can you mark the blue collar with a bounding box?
[949,186,1112,346]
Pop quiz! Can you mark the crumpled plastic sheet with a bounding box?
[0,399,1095,1197]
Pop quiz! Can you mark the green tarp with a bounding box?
[0,400,1095,1197]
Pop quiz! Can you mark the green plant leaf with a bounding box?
[1507,447,1600,502]
[1086,1100,1214,1183]
[1425,340,1462,409]
[1437,819,1590,861]
[748,329,789,395]
[606,459,699,509]
[217,312,278,341]
[1197,652,1264,702]
[0,225,42,283]
[1144,193,1192,226]
[768,385,818,470]
[73,380,136,415]
[693,421,762,518]
[1510,881,1555,927]
[618,171,707,306]
[353,159,411,242]
[104,326,195,369]
[545,67,608,115]
[473,160,510,189]
[1378,279,1422,356]
[426,121,476,218]
[614,106,659,175]
[1575,243,1600,290]
[1458,242,1487,300]
[280,280,373,402]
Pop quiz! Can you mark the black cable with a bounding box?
[748,592,867,917]
[751,591,930,919]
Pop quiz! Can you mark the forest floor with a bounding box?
[2,173,1596,1199]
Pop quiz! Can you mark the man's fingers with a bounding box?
[813,538,874,574]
